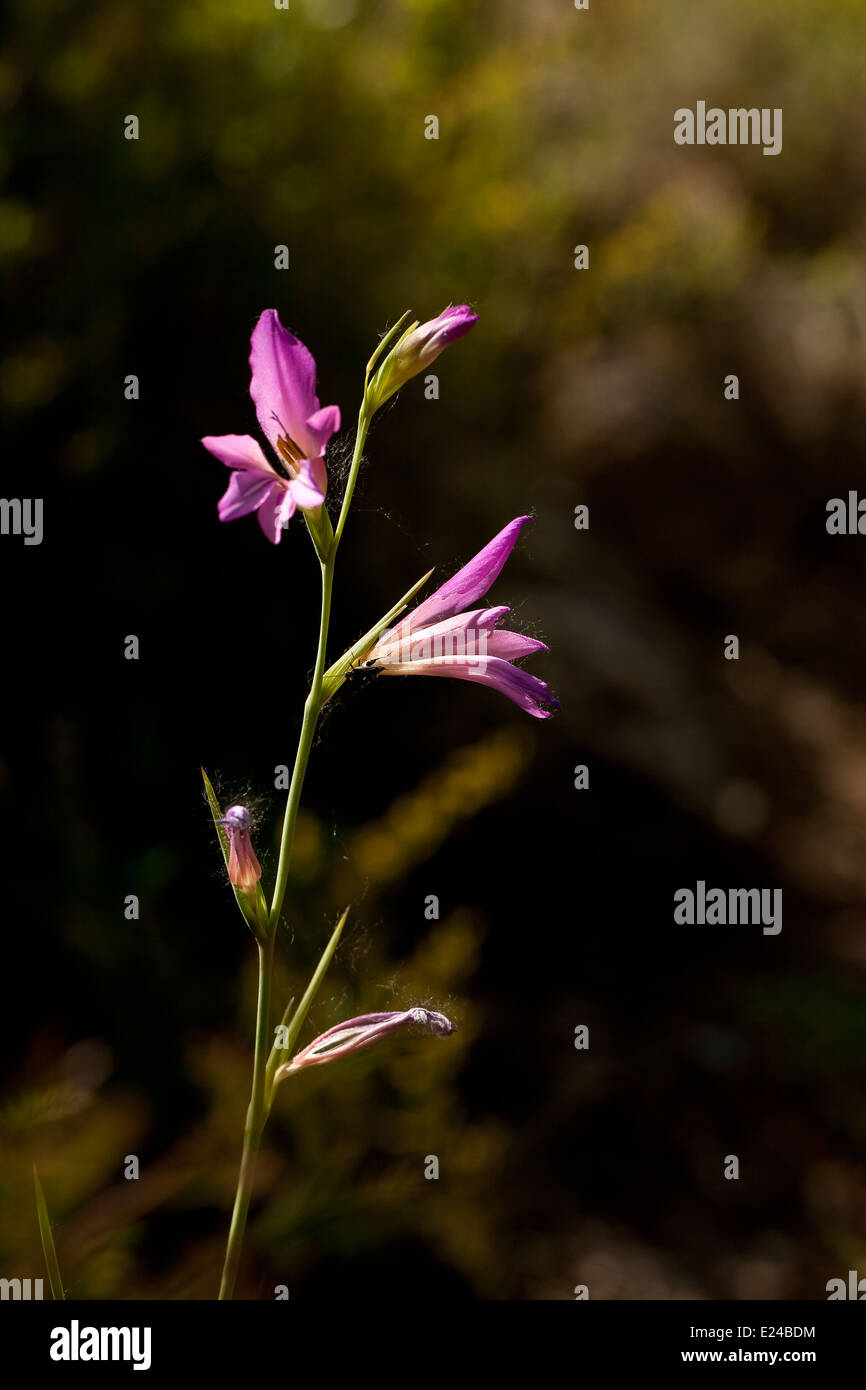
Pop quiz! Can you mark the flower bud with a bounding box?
[218,805,262,890]
[274,1006,455,1082]
[368,305,478,408]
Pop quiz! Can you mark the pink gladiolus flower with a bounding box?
[218,805,262,890]
[274,1008,454,1081]
[356,516,560,719]
[202,310,340,544]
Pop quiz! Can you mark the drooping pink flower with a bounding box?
[274,1008,454,1081]
[357,516,560,719]
[218,805,262,890]
[202,310,340,544]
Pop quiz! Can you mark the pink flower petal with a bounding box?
[304,405,341,459]
[389,517,532,641]
[483,630,549,660]
[249,310,340,462]
[289,457,327,511]
[256,482,296,543]
[373,607,510,665]
[378,654,560,719]
[218,471,279,523]
[308,454,328,498]
[249,309,317,452]
[202,434,276,475]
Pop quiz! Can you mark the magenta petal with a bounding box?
[411,606,511,637]
[307,455,328,498]
[390,517,533,640]
[289,457,326,511]
[303,1012,397,1044]
[249,309,336,461]
[483,630,549,660]
[381,655,560,719]
[202,433,275,475]
[373,608,510,665]
[256,490,281,544]
[426,304,479,349]
[304,405,341,458]
[218,471,279,522]
[257,484,296,543]
[397,306,479,368]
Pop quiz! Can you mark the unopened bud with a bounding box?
[218,805,262,890]
[367,306,478,409]
[274,1006,455,1082]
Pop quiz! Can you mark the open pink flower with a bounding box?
[358,516,560,719]
[202,310,340,544]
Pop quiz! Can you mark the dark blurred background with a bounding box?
[2,0,866,1300]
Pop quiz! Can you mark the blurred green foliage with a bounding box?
[3,0,866,1300]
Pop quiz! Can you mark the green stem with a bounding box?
[218,930,275,1300]
[268,558,334,932]
[333,400,371,552]
[269,398,373,930]
[219,394,373,1299]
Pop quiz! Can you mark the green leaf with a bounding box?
[266,906,349,1101]
[33,1165,65,1301]
[364,310,411,379]
[202,767,230,868]
[303,502,334,564]
[319,568,434,704]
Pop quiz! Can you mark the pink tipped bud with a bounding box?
[369,305,478,407]
[396,305,478,370]
[219,805,262,890]
[274,1007,455,1082]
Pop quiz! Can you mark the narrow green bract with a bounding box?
[33,1165,65,1302]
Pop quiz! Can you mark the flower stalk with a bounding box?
[217,930,275,1301]
[206,302,548,1302]
[218,393,374,1299]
